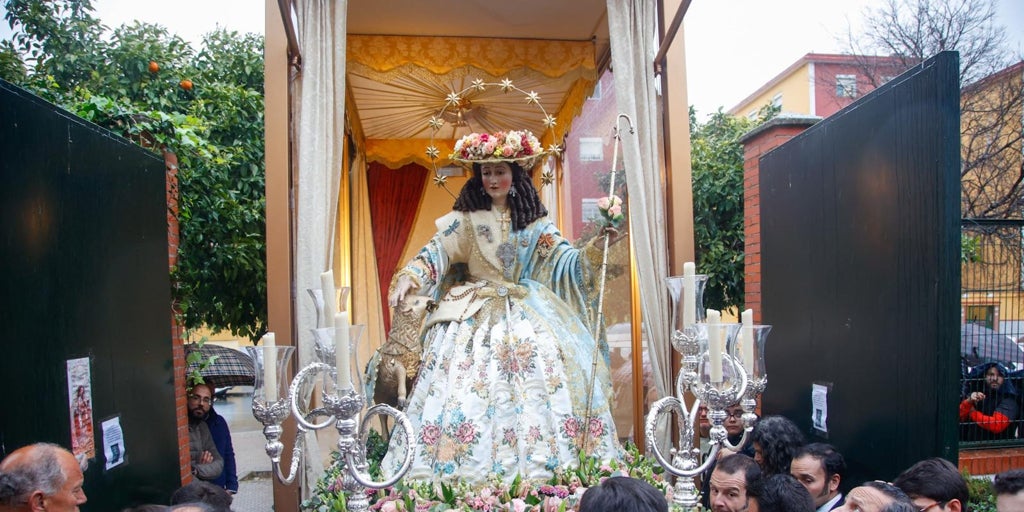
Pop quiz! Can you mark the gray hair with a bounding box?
[0,443,67,505]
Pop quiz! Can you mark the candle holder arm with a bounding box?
[290,363,338,431]
[344,403,417,489]
[645,396,721,478]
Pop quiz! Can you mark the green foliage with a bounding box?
[3,0,267,340]
[689,107,758,311]
[184,336,218,389]
[965,470,997,512]
[962,234,981,264]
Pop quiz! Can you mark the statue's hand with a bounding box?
[388,275,415,308]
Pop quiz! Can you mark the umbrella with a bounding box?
[185,343,255,388]
[960,323,1024,367]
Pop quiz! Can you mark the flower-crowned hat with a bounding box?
[449,129,549,170]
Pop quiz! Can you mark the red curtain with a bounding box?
[368,162,428,332]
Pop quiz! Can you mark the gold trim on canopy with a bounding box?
[348,35,597,80]
[366,139,455,169]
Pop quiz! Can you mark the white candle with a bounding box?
[683,262,696,327]
[741,309,755,375]
[335,312,351,391]
[320,270,335,327]
[707,309,723,383]
[262,332,277,402]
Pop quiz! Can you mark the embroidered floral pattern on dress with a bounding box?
[495,337,538,381]
[421,409,482,475]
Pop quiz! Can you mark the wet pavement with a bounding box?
[214,387,273,512]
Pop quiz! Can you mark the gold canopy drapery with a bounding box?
[348,35,598,169]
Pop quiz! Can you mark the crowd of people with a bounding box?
[0,443,234,511]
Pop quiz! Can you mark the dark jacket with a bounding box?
[206,407,238,492]
[960,361,1019,441]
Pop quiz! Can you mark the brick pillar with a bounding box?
[740,116,819,322]
[164,150,192,485]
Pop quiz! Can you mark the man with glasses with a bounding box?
[190,382,238,495]
[0,442,87,511]
[833,481,912,512]
[892,458,968,512]
[187,384,224,482]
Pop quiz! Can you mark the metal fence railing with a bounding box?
[960,219,1024,448]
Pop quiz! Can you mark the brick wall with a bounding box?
[164,150,192,485]
[740,116,820,322]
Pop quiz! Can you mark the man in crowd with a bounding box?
[701,402,754,509]
[0,442,87,511]
[790,443,846,511]
[834,481,912,512]
[994,468,1024,512]
[893,457,968,512]
[709,453,763,512]
[190,382,238,494]
[187,383,224,482]
[759,473,815,512]
[578,476,668,512]
[170,480,233,512]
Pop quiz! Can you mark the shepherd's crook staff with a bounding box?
[581,114,635,454]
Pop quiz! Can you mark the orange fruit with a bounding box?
[179,79,193,91]
[148,61,159,73]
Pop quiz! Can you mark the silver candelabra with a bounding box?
[248,286,416,512]
[645,269,771,510]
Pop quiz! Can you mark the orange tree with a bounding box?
[2,0,268,341]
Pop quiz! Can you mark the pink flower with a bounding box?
[596,197,610,209]
[456,422,477,443]
[589,418,605,437]
[563,417,581,438]
[421,424,442,445]
[542,496,563,512]
[510,498,527,512]
[608,204,622,217]
[381,501,399,512]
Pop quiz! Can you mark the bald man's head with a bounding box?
[0,443,86,511]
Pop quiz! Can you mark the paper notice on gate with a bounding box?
[812,383,829,433]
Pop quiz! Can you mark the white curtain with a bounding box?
[293,0,348,494]
[605,0,673,439]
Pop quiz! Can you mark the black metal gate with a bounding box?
[1,79,181,507]
[759,51,961,484]
[960,218,1024,447]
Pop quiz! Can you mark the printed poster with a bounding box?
[66,357,95,461]
[102,416,126,470]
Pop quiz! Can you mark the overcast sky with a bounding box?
[2,0,1021,120]
[684,0,1024,119]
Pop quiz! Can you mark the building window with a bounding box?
[836,74,857,98]
[579,137,604,161]
[588,82,602,101]
[582,198,602,222]
[966,305,996,330]
[771,93,783,110]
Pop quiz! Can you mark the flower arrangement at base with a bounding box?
[301,440,676,511]
[596,195,624,228]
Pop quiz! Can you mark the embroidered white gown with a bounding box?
[381,208,621,484]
